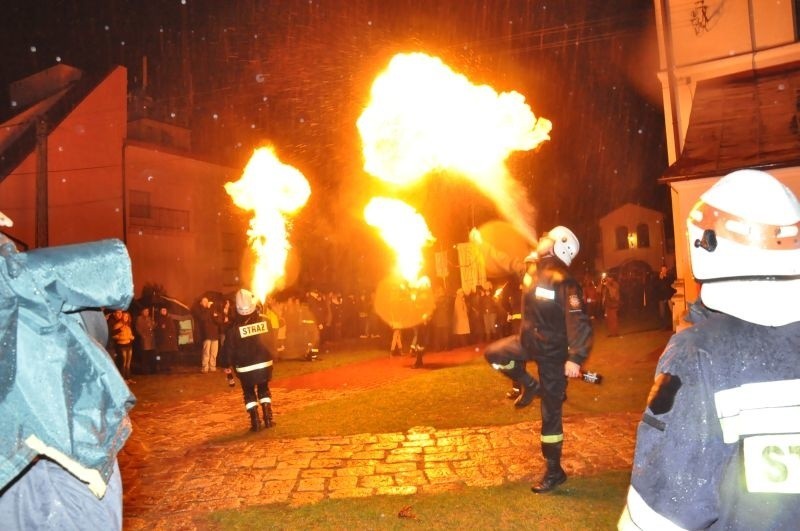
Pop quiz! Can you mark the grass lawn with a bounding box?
[131,327,668,437]
[236,327,667,438]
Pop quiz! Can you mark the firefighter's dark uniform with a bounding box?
[485,254,593,485]
[620,306,800,529]
[222,311,275,431]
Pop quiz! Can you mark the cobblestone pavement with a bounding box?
[119,380,641,530]
[118,325,670,530]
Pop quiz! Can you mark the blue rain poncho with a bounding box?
[0,235,136,498]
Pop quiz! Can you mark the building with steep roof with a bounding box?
[598,202,671,273]
[653,0,800,311]
[0,64,246,304]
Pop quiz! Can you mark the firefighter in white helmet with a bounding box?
[481,225,593,493]
[619,169,800,529]
[221,289,276,432]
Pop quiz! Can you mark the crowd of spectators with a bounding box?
[265,279,528,356]
[105,277,529,376]
[109,263,675,377]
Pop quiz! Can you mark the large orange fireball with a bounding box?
[225,146,311,302]
[357,52,551,244]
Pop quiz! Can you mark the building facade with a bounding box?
[653,0,800,309]
[0,64,246,304]
[598,202,671,274]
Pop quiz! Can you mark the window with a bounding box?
[636,223,650,248]
[129,190,151,219]
[129,190,190,232]
[221,231,245,287]
[615,226,628,250]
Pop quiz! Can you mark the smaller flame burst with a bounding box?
[225,146,310,302]
[365,197,435,329]
[364,197,434,289]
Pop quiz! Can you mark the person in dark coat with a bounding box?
[154,307,180,372]
[135,308,156,374]
[654,265,676,330]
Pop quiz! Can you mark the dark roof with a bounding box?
[0,68,112,184]
[661,64,800,182]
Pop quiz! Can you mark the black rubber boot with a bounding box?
[531,442,567,493]
[261,403,274,428]
[531,461,567,493]
[513,373,540,409]
[413,345,424,368]
[490,359,538,408]
[248,407,260,432]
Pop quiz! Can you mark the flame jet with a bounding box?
[365,197,435,329]
[225,146,311,302]
[364,197,435,288]
[357,52,551,244]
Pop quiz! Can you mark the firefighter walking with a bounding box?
[222,289,276,432]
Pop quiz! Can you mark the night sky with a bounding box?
[0,0,669,288]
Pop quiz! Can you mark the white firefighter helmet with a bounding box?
[539,226,579,266]
[687,169,800,326]
[235,289,258,316]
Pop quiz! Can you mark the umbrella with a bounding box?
[154,294,192,317]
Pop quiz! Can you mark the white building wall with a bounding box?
[654,0,800,307]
